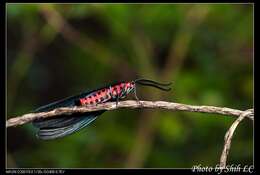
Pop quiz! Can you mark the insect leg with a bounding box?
[116,95,119,107]
[118,84,126,98]
[134,88,139,101]
[134,86,142,106]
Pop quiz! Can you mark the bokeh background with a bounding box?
[7,4,253,168]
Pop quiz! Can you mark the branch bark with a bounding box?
[6,100,254,167]
[6,100,253,128]
[219,109,254,168]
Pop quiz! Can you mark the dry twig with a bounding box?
[219,109,254,168]
[6,100,253,128]
[6,100,253,167]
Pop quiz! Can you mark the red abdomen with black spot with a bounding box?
[77,81,135,106]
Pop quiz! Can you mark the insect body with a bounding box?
[75,81,135,106]
[33,79,171,140]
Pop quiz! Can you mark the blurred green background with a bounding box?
[7,4,253,168]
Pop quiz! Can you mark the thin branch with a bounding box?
[219,109,254,168]
[7,100,253,128]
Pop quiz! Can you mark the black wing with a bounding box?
[32,89,105,140]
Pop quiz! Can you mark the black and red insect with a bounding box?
[33,79,172,140]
